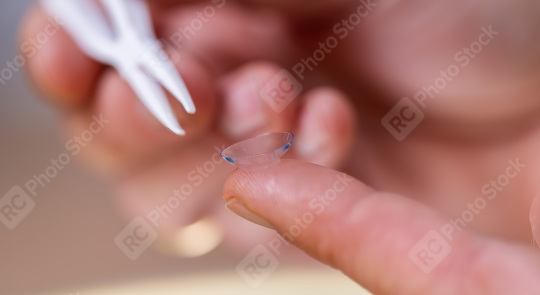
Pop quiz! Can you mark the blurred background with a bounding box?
[0,1,362,294]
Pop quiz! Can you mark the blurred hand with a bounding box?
[20,0,356,252]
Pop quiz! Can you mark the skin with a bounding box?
[19,0,540,293]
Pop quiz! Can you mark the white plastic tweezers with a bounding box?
[41,0,196,135]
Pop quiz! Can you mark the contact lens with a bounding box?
[221,132,294,168]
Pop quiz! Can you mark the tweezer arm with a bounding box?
[41,0,116,63]
[101,0,137,39]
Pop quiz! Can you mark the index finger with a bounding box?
[223,160,540,294]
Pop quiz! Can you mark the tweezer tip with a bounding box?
[165,120,185,136]
[170,126,186,136]
[181,95,196,115]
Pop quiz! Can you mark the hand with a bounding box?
[19,0,356,252]
[21,0,540,289]
[224,160,540,294]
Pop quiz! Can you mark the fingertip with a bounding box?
[222,166,257,202]
[20,3,102,106]
[219,61,298,139]
[295,87,357,168]
[222,159,367,214]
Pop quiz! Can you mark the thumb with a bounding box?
[223,160,540,295]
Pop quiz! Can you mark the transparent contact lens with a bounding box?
[221,132,294,168]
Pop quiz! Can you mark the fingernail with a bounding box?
[225,198,274,229]
[296,124,330,159]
